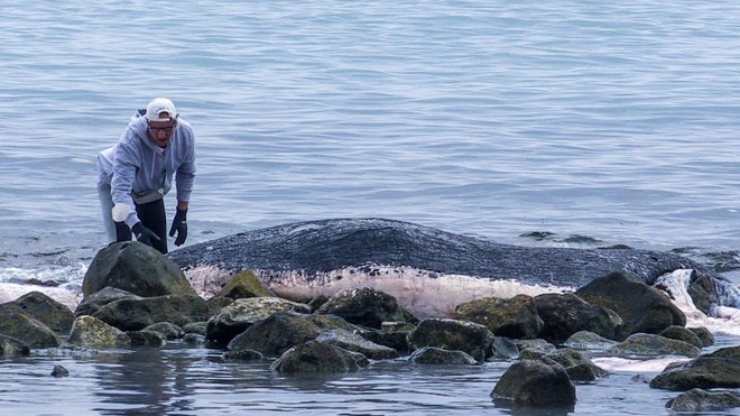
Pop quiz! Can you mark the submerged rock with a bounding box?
[316,287,414,329]
[83,241,196,298]
[408,318,494,362]
[51,365,69,378]
[563,331,617,352]
[93,295,212,331]
[533,293,621,342]
[608,333,700,359]
[217,271,273,300]
[491,359,576,408]
[271,341,368,374]
[223,349,263,361]
[410,347,477,365]
[68,315,130,348]
[454,294,543,339]
[316,329,399,360]
[666,388,740,412]
[127,330,166,348]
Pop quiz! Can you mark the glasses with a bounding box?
[148,119,177,131]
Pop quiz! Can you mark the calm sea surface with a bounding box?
[1,1,740,415]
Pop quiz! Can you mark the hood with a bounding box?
[128,113,163,152]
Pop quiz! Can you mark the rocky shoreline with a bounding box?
[1,241,739,413]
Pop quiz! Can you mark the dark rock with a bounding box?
[206,296,234,313]
[489,336,519,360]
[410,347,478,365]
[142,322,184,340]
[75,287,141,317]
[650,355,740,390]
[0,334,30,357]
[563,331,617,352]
[183,321,208,336]
[68,315,131,348]
[223,349,263,361]
[316,287,413,329]
[546,349,607,381]
[576,271,686,338]
[206,297,311,348]
[708,346,740,360]
[0,309,59,348]
[687,274,718,315]
[688,326,714,347]
[363,329,412,354]
[491,359,576,408]
[7,291,74,334]
[533,293,622,342]
[127,330,166,347]
[183,333,205,345]
[609,333,700,358]
[659,325,703,349]
[217,271,272,300]
[316,329,399,360]
[666,388,740,412]
[82,241,196,298]
[307,295,329,312]
[271,340,367,374]
[454,295,543,339]
[227,312,321,357]
[93,295,212,331]
[514,339,556,355]
[408,318,494,362]
[51,365,69,377]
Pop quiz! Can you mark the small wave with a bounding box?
[593,356,690,373]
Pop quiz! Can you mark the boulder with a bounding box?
[533,293,622,342]
[7,291,74,334]
[142,322,184,340]
[217,271,272,299]
[51,365,69,378]
[514,339,556,355]
[127,330,166,347]
[92,294,212,331]
[410,347,478,365]
[708,346,740,360]
[659,325,703,349]
[68,315,131,348]
[82,241,196,298]
[75,287,141,317]
[183,333,205,345]
[688,327,714,347]
[271,341,368,374]
[183,322,208,336]
[0,309,59,348]
[687,274,719,315]
[489,337,519,360]
[454,295,543,339]
[608,333,700,358]
[576,271,685,338]
[227,312,321,357]
[666,388,740,412]
[316,329,399,360]
[307,295,329,312]
[316,287,414,329]
[0,334,30,357]
[206,297,311,348]
[491,360,576,408]
[408,318,494,362]
[362,329,413,354]
[563,331,617,352]
[223,349,263,361]
[650,355,740,391]
[546,349,607,381]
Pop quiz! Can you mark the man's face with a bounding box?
[147,113,176,148]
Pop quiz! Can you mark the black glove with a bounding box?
[132,222,160,247]
[169,209,188,246]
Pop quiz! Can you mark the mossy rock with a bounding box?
[218,271,273,299]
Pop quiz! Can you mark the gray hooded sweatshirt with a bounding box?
[97,113,195,228]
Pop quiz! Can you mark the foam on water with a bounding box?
[592,356,691,373]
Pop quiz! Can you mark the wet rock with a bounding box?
[68,315,131,348]
[223,349,263,361]
[206,297,311,348]
[217,271,272,300]
[688,326,714,347]
[183,333,205,345]
[533,293,622,342]
[271,340,367,374]
[708,346,740,360]
[546,349,607,381]
[82,241,196,298]
[51,365,69,378]
[75,287,141,317]
[143,322,184,340]
[7,291,74,334]
[491,359,576,408]
[659,325,703,349]
[316,287,415,329]
[650,354,740,391]
[93,295,212,331]
[608,333,700,358]
[0,309,59,348]
[410,347,478,365]
[576,271,686,338]
[563,331,617,352]
[489,336,519,360]
[687,274,719,315]
[666,388,740,412]
[307,295,329,312]
[514,339,556,355]
[0,334,30,357]
[183,322,208,336]
[316,329,399,360]
[454,294,543,339]
[206,296,234,313]
[127,330,166,347]
[227,312,321,357]
[363,329,413,354]
[408,318,494,362]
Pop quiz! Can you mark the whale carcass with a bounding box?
[168,218,732,317]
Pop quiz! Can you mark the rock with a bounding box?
[454,295,543,339]
[363,329,413,354]
[533,293,622,342]
[576,271,686,338]
[316,287,414,329]
[206,297,311,348]
[491,359,576,408]
[183,322,208,336]
[489,337,519,360]
[688,327,714,347]
[608,333,700,358]
[514,339,556,355]
[227,312,321,357]
[127,330,166,347]
[659,325,703,349]
[82,241,196,298]
[183,333,205,345]
[142,322,184,340]
[650,356,740,390]
[518,349,546,361]
[307,295,329,312]
[217,271,272,299]
[316,329,399,360]
[708,346,740,360]
[408,318,494,362]
[666,388,740,412]
[7,291,74,334]
[271,341,367,374]
[0,334,30,357]
[93,295,212,331]
[75,287,141,317]
[51,365,69,377]
[563,331,617,352]
[546,349,607,381]
[0,309,59,348]
[687,274,718,315]
[410,347,478,365]
[68,315,131,348]
[223,349,263,361]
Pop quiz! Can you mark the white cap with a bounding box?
[145,97,177,122]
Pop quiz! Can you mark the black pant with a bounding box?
[114,199,168,254]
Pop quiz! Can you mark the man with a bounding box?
[96,97,196,254]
